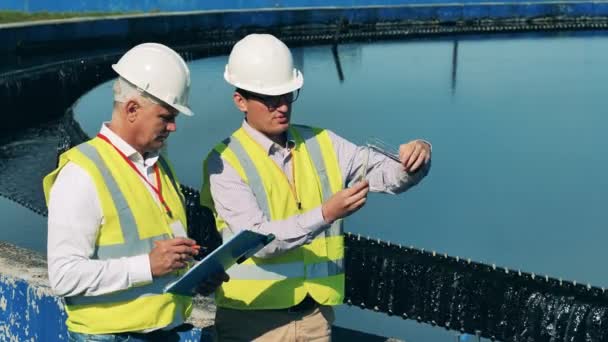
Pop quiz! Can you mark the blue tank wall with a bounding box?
[0,249,206,341]
[0,276,205,341]
[0,0,601,13]
[3,3,608,56]
[0,275,67,341]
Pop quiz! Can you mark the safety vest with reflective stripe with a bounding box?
[201,125,345,309]
[43,137,192,334]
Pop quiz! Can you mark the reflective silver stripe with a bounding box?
[307,258,344,279]
[292,125,333,202]
[225,137,271,219]
[227,259,344,281]
[65,273,179,306]
[77,143,154,258]
[292,126,343,238]
[328,221,343,238]
[95,234,171,259]
[227,262,304,280]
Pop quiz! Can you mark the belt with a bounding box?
[285,295,319,314]
[117,323,193,341]
[217,296,319,314]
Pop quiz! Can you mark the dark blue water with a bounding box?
[4,31,608,341]
[0,196,46,251]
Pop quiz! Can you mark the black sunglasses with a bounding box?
[238,89,300,111]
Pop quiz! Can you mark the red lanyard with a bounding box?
[97,133,173,218]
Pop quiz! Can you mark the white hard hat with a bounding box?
[112,43,193,116]
[224,34,303,96]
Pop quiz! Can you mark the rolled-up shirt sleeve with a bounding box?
[47,162,152,298]
[206,151,330,258]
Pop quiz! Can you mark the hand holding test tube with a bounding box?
[358,137,431,182]
[357,137,400,182]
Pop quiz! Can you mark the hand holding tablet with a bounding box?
[164,230,275,296]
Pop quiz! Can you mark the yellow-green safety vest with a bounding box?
[201,125,345,309]
[43,137,192,334]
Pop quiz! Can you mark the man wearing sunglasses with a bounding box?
[201,33,431,341]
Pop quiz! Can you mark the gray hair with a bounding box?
[113,77,158,105]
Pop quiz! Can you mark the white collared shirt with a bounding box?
[47,123,158,298]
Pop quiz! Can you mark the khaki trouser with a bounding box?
[214,305,335,342]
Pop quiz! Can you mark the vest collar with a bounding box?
[241,120,296,155]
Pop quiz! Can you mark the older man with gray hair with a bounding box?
[44,43,227,341]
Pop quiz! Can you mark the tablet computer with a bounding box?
[163,230,275,296]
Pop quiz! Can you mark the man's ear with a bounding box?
[124,100,140,123]
[233,92,248,113]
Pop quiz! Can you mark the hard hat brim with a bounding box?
[224,69,304,96]
[172,103,194,116]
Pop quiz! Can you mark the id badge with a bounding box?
[170,220,188,238]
